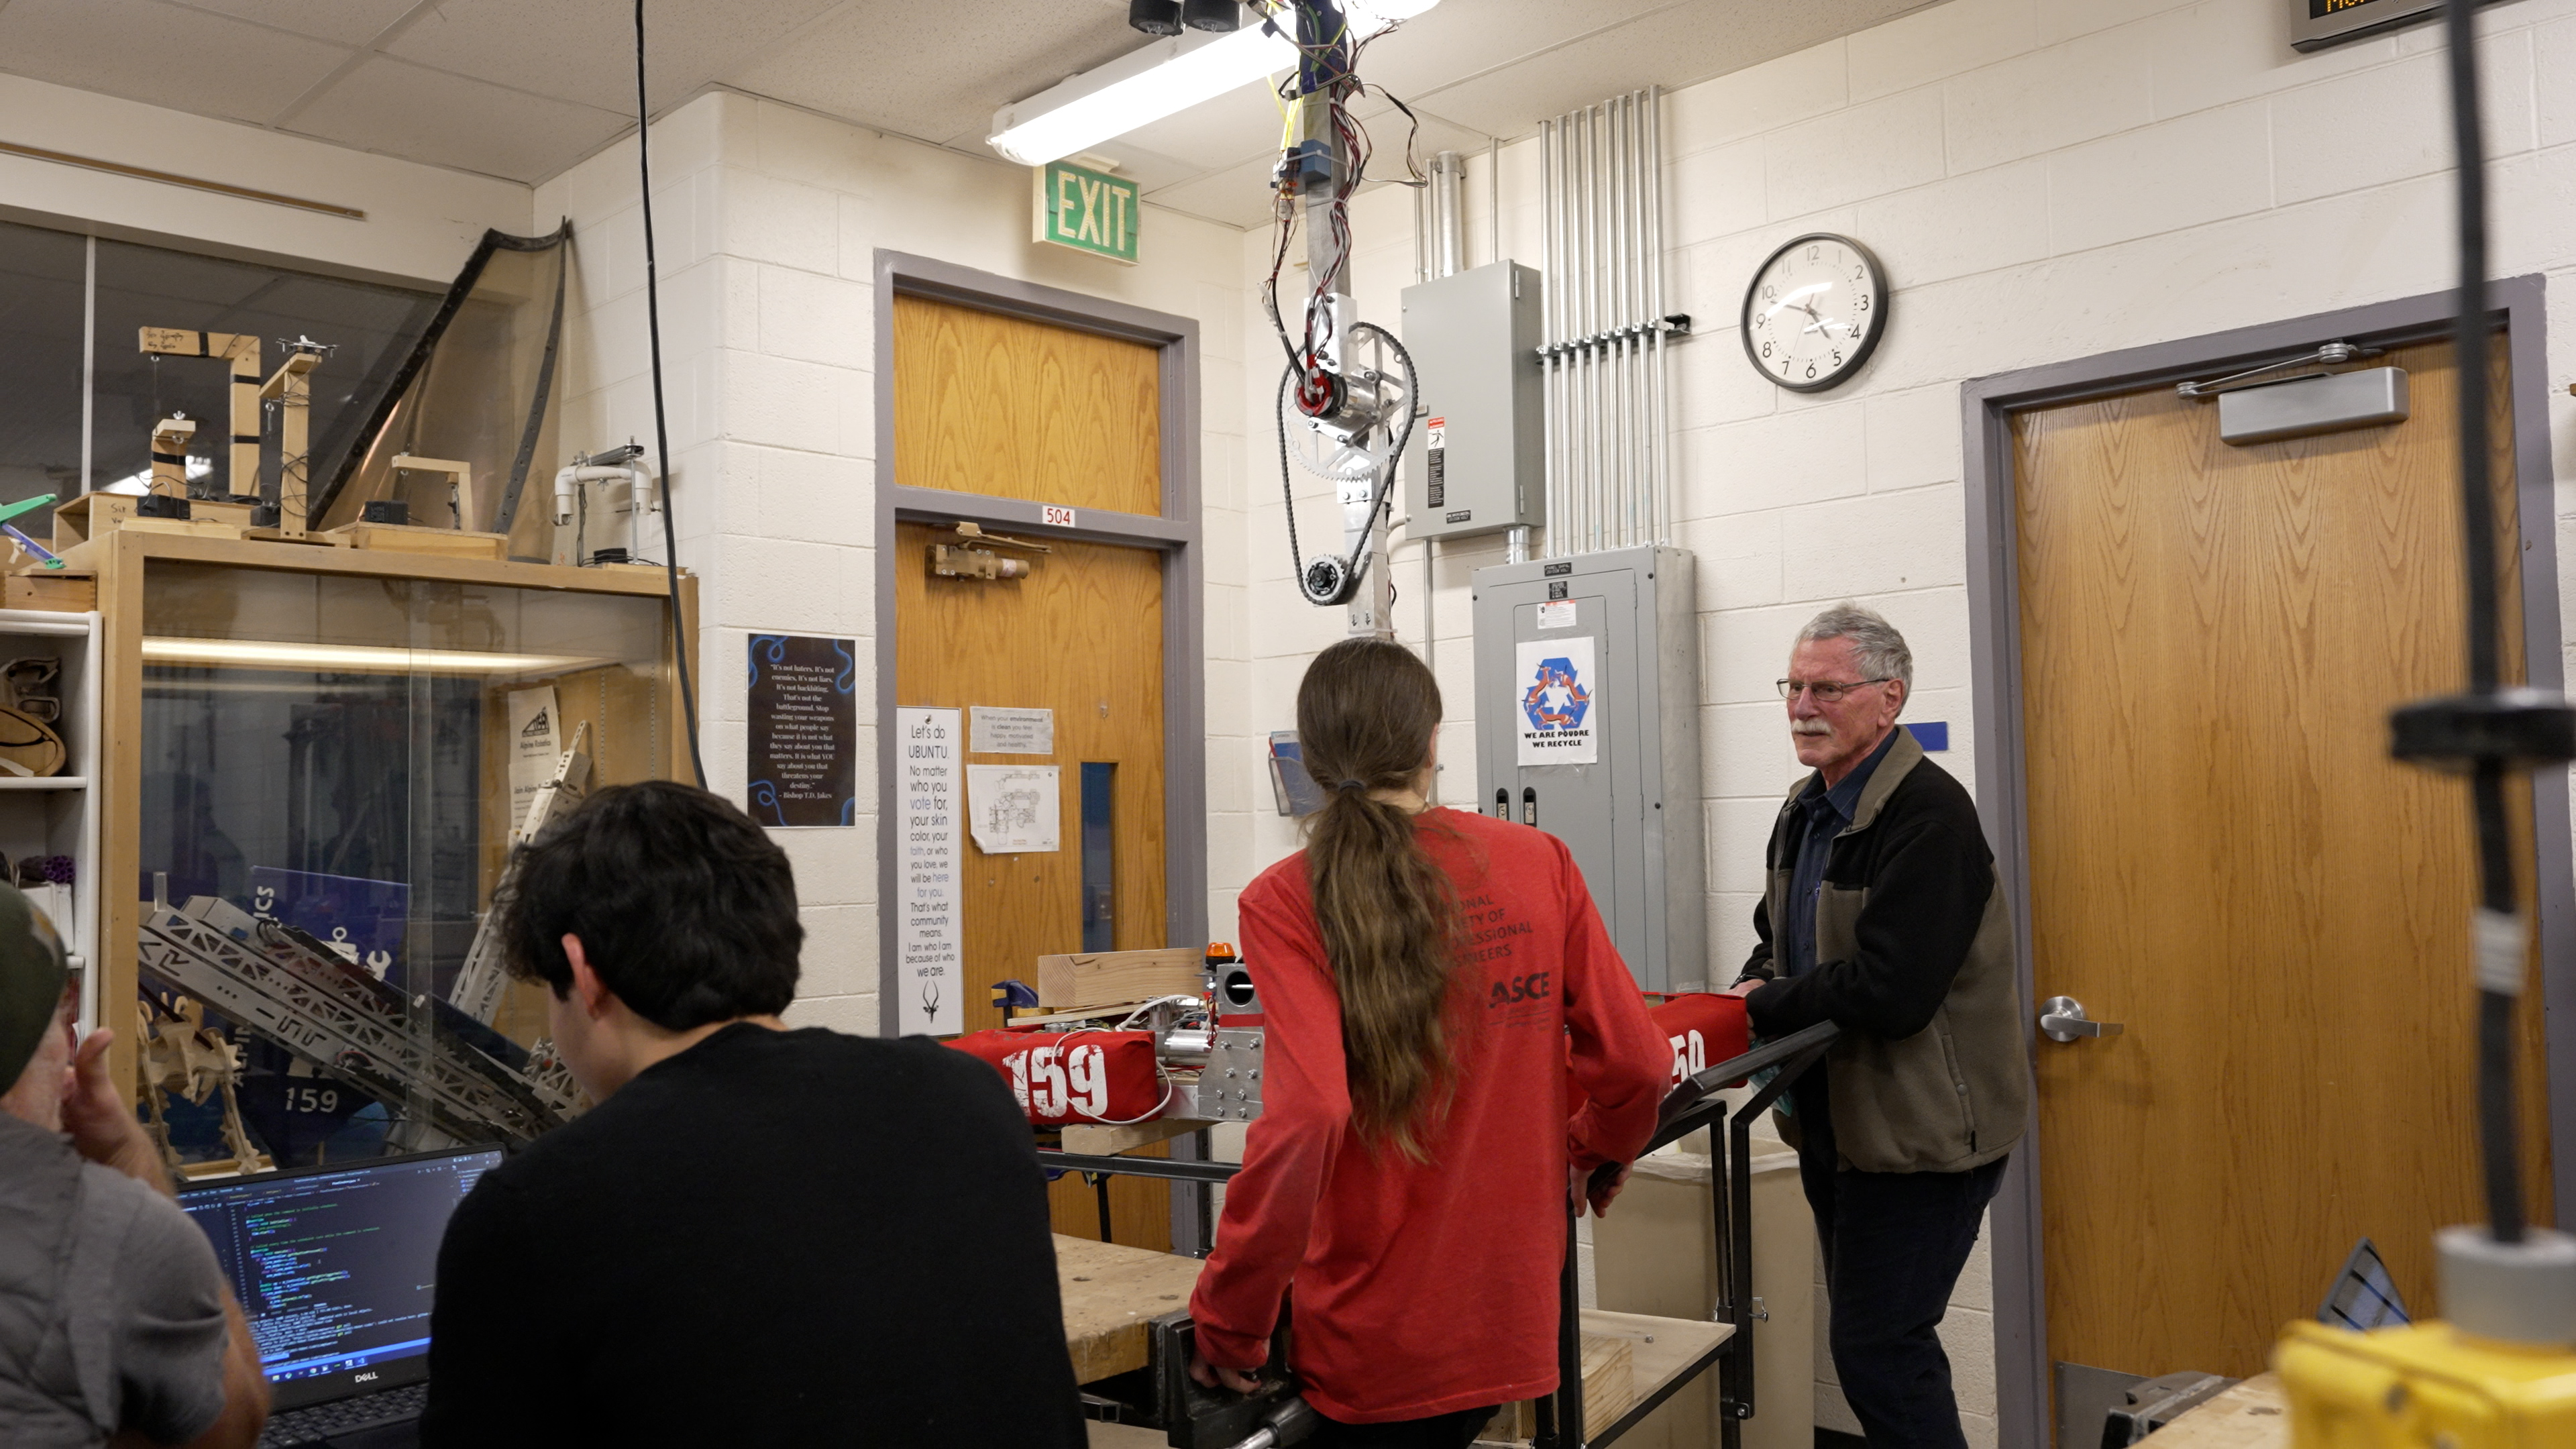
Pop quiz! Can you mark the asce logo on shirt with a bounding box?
[1489,971,1551,1008]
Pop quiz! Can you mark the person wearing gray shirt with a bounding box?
[0,884,266,1448]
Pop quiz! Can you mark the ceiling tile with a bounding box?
[1144,152,1283,230]
[389,0,841,114]
[1405,0,1930,138]
[0,0,351,124]
[172,0,421,46]
[728,0,1142,151]
[287,56,630,182]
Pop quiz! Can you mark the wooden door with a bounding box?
[893,292,1175,1248]
[2014,337,2551,1412]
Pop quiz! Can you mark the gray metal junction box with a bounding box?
[1470,545,1705,992]
[1401,260,1543,541]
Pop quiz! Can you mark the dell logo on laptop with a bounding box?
[354,1372,378,1384]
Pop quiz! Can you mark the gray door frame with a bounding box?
[1962,276,2567,1446]
[869,250,1210,1242]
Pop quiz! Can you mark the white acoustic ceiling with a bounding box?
[0,0,1939,227]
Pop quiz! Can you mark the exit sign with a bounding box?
[2292,0,2508,50]
[1033,160,1139,264]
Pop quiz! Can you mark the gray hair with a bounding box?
[1796,602,1913,692]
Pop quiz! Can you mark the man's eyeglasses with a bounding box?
[1778,677,1892,703]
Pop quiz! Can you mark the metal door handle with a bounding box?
[2039,995,2123,1043]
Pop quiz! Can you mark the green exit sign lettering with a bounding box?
[1032,161,1139,264]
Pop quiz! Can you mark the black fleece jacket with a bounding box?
[1736,751,1996,1044]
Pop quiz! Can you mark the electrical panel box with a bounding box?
[1401,260,1542,541]
[1471,545,1704,992]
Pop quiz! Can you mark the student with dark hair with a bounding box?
[421,780,1083,1448]
[1187,640,1670,1448]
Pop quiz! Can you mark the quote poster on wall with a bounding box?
[896,706,963,1036]
[746,634,857,828]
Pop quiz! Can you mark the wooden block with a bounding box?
[1036,948,1204,1009]
[54,493,254,547]
[1487,1333,1638,1442]
[1055,1233,1205,1385]
[321,521,509,559]
[4,572,95,614]
[1060,1116,1216,1156]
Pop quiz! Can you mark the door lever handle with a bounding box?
[2039,995,2123,1044]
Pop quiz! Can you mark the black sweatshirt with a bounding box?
[421,1023,1084,1448]
[1740,757,1996,1044]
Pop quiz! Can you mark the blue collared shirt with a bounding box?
[1780,727,1902,979]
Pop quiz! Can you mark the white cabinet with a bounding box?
[0,609,101,1029]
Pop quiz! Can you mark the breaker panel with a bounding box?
[1470,545,1705,991]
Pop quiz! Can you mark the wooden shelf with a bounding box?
[0,775,86,790]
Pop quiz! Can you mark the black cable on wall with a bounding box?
[635,0,708,791]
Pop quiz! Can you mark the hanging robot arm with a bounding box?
[1264,0,1423,628]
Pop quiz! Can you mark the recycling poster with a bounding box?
[1515,635,1600,766]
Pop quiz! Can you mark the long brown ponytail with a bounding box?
[1295,638,1461,1159]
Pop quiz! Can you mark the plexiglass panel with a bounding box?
[133,561,668,1169]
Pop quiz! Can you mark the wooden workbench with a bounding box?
[1057,1240,1735,1446]
[1058,1233,1207,1384]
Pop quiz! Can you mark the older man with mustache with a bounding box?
[1730,603,2027,1449]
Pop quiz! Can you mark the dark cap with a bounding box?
[0,883,69,1087]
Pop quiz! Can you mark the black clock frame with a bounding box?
[1739,231,1889,393]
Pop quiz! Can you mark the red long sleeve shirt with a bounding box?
[1187,808,1669,1423]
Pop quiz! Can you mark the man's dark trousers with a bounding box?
[1795,1075,2006,1448]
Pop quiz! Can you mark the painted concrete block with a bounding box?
[1704,602,1818,703]
[784,992,878,1037]
[2143,0,2396,121]
[1678,402,1870,517]
[757,264,871,370]
[1857,158,2050,290]
[1943,30,2153,174]
[2274,41,2533,208]
[1670,322,1784,431]
[2047,102,2272,256]
[751,97,870,192]
[1863,384,1965,495]
[2035,0,2190,46]
[1709,797,1784,892]
[715,166,839,274]
[1677,512,1785,611]
[755,445,869,549]
[1766,89,1949,218]
[1780,484,1968,600]
[1666,138,1768,248]
[1846,0,2037,102]
[1667,39,1851,157]
[794,904,879,998]
[2544,16,2576,148]
[720,349,858,454]
[774,822,873,908]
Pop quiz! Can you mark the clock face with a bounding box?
[1740,233,1888,392]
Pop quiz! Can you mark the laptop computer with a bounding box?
[182,1145,503,1448]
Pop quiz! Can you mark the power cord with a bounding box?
[635,0,708,790]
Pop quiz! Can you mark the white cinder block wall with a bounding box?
[534,90,1254,1039]
[1240,0,2576,1441]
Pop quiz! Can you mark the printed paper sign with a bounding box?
[969,765,1061,854]
[1536,600,1577,630]
[971,706,1055,755]
[1515,635,1601,767]
[897,706,963,1036]
[505,687,561,837]
[1041,505,1077,527]
[747,635,857,828]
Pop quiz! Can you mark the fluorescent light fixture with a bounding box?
[988,0,1439,168]
[143,638,612,676]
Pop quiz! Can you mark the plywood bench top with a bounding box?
[1058,1233,1208,1385]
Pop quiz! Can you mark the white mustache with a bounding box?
[1790,720,1833,736]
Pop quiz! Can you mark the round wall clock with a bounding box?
[1739,233,1888,392]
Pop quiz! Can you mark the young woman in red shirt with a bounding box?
[1186,638,1670,1446]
